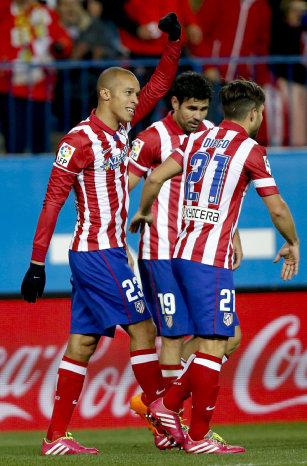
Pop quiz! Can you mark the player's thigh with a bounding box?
[172,259,236,338]
[138,259,194,337]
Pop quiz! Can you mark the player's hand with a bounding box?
[158,12,181,41]
[273,241,299,281]
[129,211,154,234]
[21,262,46,303]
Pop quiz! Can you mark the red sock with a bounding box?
[163,353,196,412]
[130,349,165,404]
[46,356,87,442]
[160,364,182,391]
[188,352,222,441]
[222,354,229,364]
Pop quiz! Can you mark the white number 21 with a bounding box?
[220,289,235,312]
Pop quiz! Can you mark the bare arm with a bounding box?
[129,157,182,233]
[129,171,142,191]
[232,229,243,271]
[262,194,299,280]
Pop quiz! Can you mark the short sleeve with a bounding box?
[170,137,190,167]
[129,127,161,177]
[245,145,279,197]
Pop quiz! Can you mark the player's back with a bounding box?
[172,120,278,269]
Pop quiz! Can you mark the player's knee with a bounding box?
[161,336,184,350]
[66,334,99,362]
[140,318,157,345]
[128,318,157,347]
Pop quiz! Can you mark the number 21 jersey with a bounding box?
[170,120,279,269]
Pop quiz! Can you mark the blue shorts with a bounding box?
[69,248,151,337]
[171,259,239,337]
[138,259,194,337]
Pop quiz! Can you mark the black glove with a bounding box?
[158,12,181,41]
[21,263,46,303]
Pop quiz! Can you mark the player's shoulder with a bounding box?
[201,119,215,130]
[245,137,267,157]
[131,122,162,158]
[55,120,91,163]
[134,123,160,143]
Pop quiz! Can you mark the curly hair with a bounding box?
[171,71,213,104]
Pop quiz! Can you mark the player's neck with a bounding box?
[228,118,250,136]
[95,106,119,131]
[172,111,185,132]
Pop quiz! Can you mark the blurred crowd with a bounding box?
[0,0,307,153]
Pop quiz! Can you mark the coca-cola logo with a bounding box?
[234,315,307,414]
[1,312,306,428]
[0,330,141,425]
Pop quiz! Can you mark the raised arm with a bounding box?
[132,13,181,126]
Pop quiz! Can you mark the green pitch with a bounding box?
[1,423,307,465]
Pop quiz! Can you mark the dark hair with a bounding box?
[219,80,265,120]
[171,71,213,105]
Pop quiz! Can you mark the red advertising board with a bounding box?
[1,292,307,431]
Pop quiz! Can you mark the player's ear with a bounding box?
[99,88,111,101]
[249,107,257,123]
[171,96,180,111]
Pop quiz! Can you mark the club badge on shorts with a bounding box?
[164,315,173,328]
[223,312,233,327]
[135,300,145,314]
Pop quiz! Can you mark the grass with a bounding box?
[1,423,307,466]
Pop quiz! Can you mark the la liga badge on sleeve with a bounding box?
[56,143,76,167]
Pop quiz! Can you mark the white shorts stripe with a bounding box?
[253,178,276,188]
[194,358,221,372]
[59,360,87,376]
[130,353,158,365]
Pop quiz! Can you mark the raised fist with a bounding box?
[158,12,181,41]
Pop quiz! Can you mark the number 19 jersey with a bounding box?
[170,120,279,269]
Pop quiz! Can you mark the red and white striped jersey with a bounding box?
[31,40,181,262]
[129,111,214,259]
[170,120,279,269]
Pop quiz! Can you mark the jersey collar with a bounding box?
[220,120,249,137]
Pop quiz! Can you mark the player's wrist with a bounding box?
[30,261,45,267]
[29,262,45,271]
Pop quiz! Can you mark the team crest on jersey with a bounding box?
[164,315,173,328]
[263,156,272,175]
[56,143,76,167]
[223,312,233,327]
[118,124,127,136]
[130,138,144,161]
[135,300,145,314]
